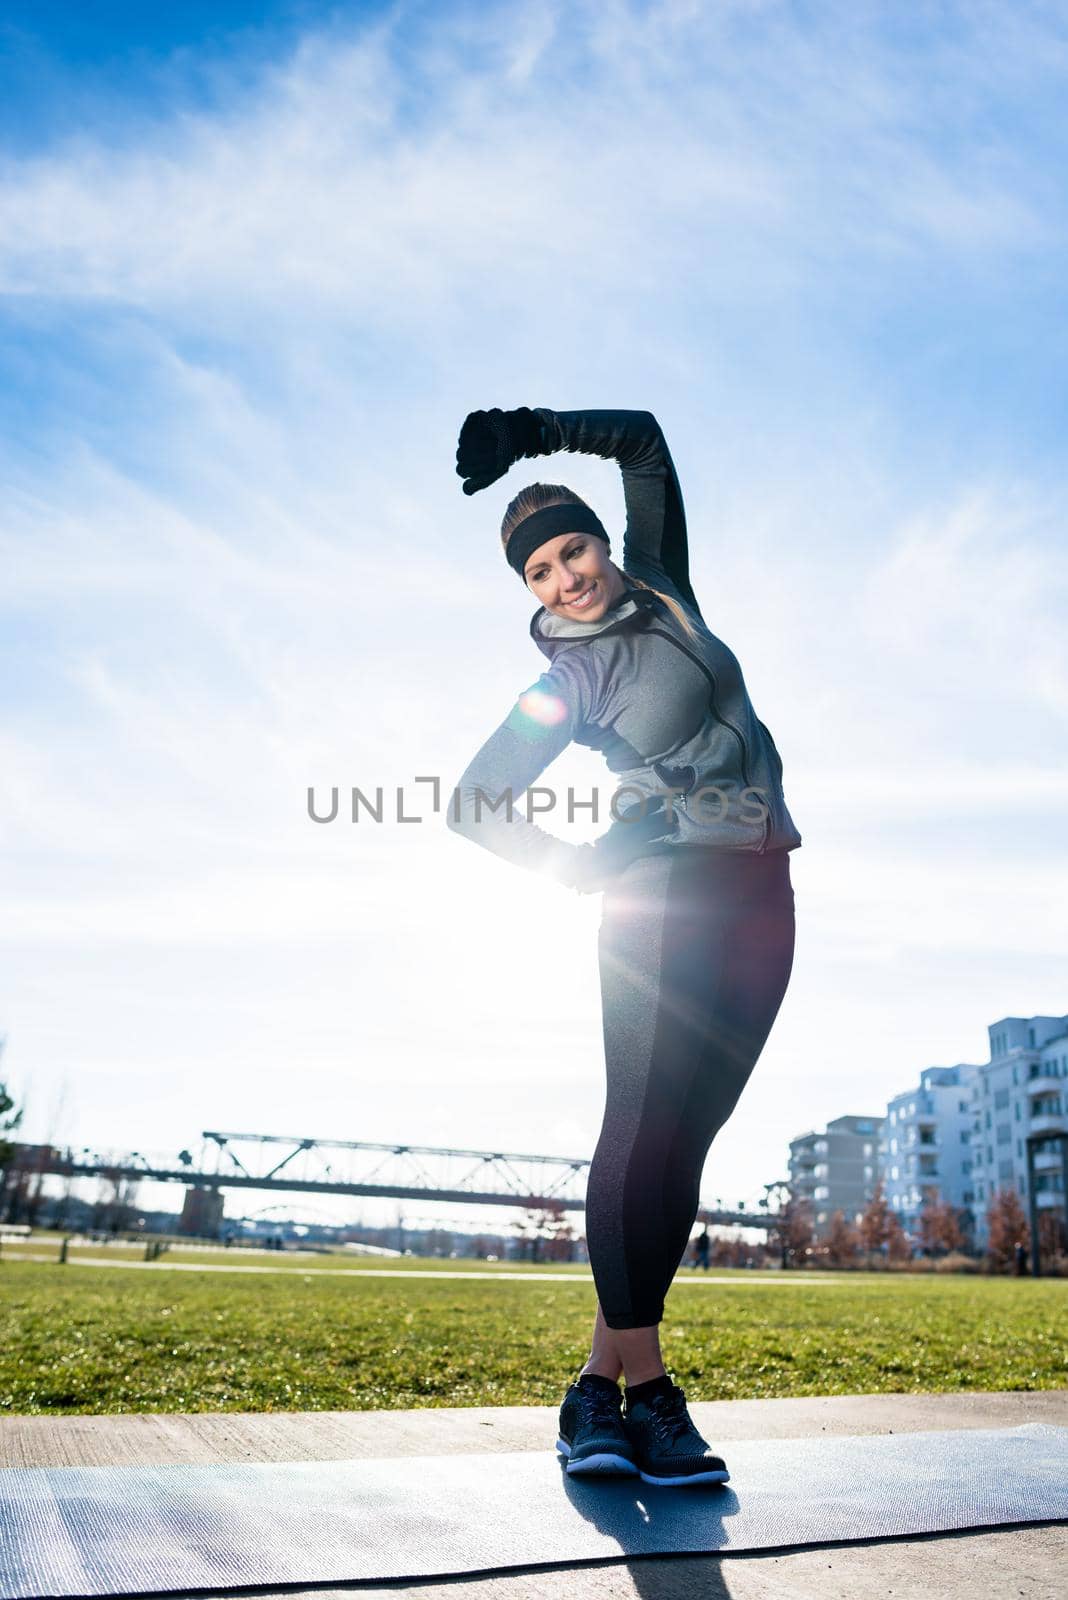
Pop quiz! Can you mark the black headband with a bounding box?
[506,503,610,579]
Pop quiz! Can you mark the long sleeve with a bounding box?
[533,408,702,620]
[446,653,598,888]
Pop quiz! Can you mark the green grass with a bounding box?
[1,1258,1065,1414]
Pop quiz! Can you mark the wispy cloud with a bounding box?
[1,2,1062,317]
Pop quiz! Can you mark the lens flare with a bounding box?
[516,688,569,727]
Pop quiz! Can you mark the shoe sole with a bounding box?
[637,1467,731,1486]
[556,1437,639,1476]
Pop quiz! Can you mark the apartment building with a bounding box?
[789,1113,884,1234]
[879,1064,978,1239]
[971,1013,1068,1247]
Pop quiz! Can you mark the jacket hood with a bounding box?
[529,577,660,660]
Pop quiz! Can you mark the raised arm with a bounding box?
[533,408,702,619]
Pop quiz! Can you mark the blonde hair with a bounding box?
[501,483,697,638]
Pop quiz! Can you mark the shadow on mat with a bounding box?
[559,1456,739,1598]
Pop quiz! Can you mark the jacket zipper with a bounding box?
[537,592,777,851]
[643,625,774,853]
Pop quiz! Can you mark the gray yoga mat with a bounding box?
[2,1423,1066,1598]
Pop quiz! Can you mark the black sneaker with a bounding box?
[623,1381,730,1486]
[556,1375,639,1476]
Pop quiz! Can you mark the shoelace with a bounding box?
[576,1383,624,1428]
[645,1386,702,1449]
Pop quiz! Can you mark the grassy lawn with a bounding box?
[1,1257,1065,1414]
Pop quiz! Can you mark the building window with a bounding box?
[863,1143,873,1157]
[994,1088,1009,1110]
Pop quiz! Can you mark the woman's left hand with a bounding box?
[455,406,545,495]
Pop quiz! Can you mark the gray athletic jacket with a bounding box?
[446,408,802,889]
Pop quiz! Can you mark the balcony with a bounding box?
[1033,1149,1063,1171]
[1027,1075,1061,1097]
[1036,1190,1066,1209]
[1029,1114,1067,1137]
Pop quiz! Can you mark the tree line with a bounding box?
[772,1178,1065,1273]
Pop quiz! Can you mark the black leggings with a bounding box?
[586,846,796,1329]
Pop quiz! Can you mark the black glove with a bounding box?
[569,796,680,894]
[455,406,546,495]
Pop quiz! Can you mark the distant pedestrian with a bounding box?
[694,1229,711,1271]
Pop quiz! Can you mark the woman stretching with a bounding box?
[448,406,801,1487]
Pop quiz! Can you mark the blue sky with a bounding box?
[2,0,1066,1231]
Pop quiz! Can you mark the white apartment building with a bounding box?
[789,1114,884,1234]
[879,1064,978,1240]
[971,1013,1068,1247]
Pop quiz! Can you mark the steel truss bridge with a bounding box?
[21,1131,776,1230]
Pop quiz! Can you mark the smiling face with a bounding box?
[523,531,626,622]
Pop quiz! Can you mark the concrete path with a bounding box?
[6,1254,843,1282]
[4,1392,1066,1599]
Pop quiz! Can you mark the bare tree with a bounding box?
[886,1211,912,1263]
[918,1199,964,1257]
[858,1179,892,1261]
[512,1203,576,1262]
[0,1071,23,1171]
[774,1195,814,1267]
[822,1209,859,1268]
[985,1187,1029,1272]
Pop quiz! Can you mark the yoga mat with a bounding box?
[2,1424,1066,1598]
